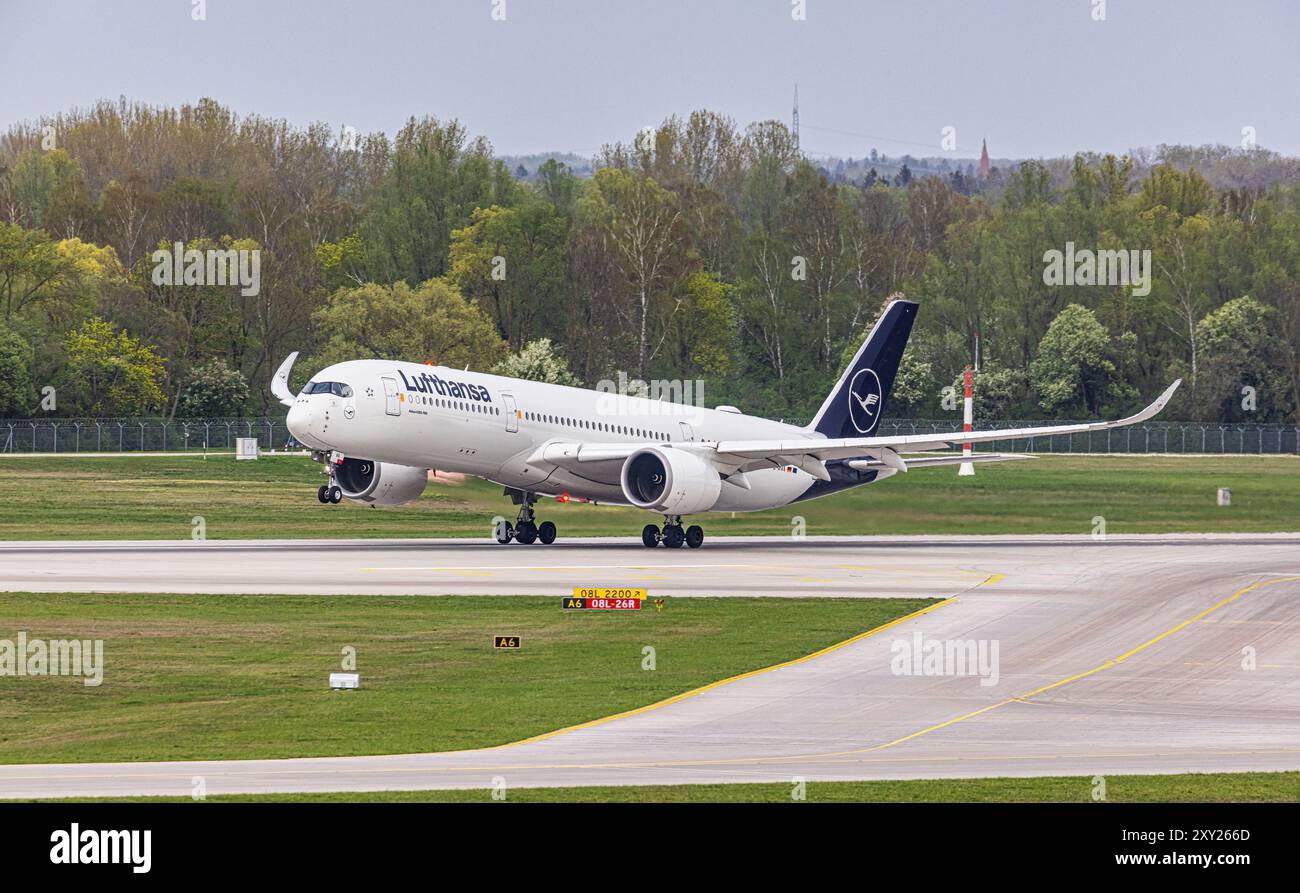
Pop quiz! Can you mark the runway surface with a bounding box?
[1,534,1299,798]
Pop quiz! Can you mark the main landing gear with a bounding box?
[496,491,557,545]
[642,517,704,549]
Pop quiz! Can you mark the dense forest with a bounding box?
[1,97,1297,423]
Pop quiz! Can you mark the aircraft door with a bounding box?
[502,393,518,432]
[382,376,401,416]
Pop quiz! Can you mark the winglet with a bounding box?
[1119,378,1181,427]
[271,351,299,407]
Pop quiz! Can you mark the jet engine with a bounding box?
[620,447,722,516]
[333,457,429,505]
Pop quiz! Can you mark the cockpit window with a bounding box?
[302,381,353,397]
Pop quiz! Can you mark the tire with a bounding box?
[641,524,659,548]
[685,525,704,549]
[495,520,514,544]
[663,525,685,549]
[538,521,557,545]
[317,485,329,504]
[515,521,537,545]
[328,486,343,504]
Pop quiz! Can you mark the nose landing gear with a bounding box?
[642,517,704,548]
[312,450,344,505]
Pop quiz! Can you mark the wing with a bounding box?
[711,379,1182,473]
[530,380,1179,484]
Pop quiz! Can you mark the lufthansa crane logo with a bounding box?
[848,368,883,434]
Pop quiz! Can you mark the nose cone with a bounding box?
[287,402,323,448]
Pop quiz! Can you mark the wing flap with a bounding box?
[847,452,1033,471]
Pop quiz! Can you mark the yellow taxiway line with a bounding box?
[491,594,963,750]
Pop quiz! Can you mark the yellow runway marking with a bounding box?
[492,595,961,750]
[461,572,1295,772]
[855,574,1300,755]
[488,559,1004,751]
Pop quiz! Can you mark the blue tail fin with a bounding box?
[808,299,918,438]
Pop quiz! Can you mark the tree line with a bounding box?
[1,97,1297,423]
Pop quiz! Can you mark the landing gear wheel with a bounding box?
[508,491,540,544]
[514,521,538,544]
[317,485,329,504]
[495,520,514,544]
[537,521,557,545]
[685,525,704,549]
[328,486,343,504]
[662,525,685,549]
[641,524,660,548]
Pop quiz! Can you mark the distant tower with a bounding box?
[979,138,990,179]
[792,84,800,151]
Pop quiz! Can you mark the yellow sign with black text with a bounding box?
[565,588,645,610]
[572,588,647,599]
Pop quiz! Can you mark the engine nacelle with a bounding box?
[334,457,429,505]
[620,447,722,516]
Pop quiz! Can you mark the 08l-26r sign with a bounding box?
[565,588,645,610]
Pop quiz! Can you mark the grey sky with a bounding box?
[3,0,1298,159]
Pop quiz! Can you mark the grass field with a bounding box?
[0,592,932,764]
[65,771,1299,803]
[1,453,1297,540]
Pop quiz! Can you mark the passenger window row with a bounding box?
[404,391,668,440]
[408,394,501,416]
[522,411,667,441]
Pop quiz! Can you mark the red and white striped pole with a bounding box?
[958,365,975,476]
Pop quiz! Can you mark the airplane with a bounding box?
[273,299,1181,548]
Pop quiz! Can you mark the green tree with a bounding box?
[949,361,1030,420]
[671,271,735,379]
[1193,296,1291,421]
[359,117,518,285]
[886,349,935,416]
[448,199,567,349]
[178,359,251,417]
[1029,304,1120,416]
[492,338,581,386]
[0,323,36,415]
[0,223,109,324]
[316,234,368,291]
[64,317,167,415]
[573,168,693,376]
[308,278,506,374]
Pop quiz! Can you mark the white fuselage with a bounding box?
[285,359,834,513]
